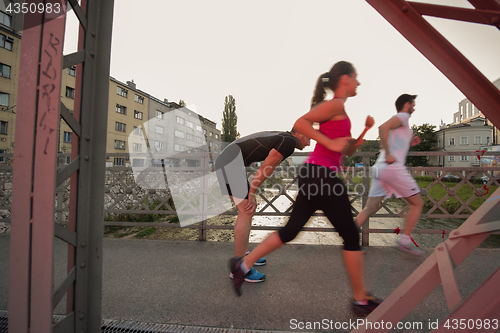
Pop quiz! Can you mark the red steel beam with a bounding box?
[366,0,500,129]
[409,2,500,27]
[8,7,43,333]
[30,1,67,331]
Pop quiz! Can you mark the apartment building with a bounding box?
[434,117,492,168]
[0,6,21,166]
[452,78,500,144]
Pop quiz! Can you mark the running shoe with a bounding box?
[246,250,267,266]
[229,267,266,283]
[397,239,425,256]
[352,295,382,317]
[229,257,247,296]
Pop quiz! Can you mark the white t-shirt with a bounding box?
[374,112,413,166]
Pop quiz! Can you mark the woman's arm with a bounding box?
[293,99,351,152]
[343,115,375,156]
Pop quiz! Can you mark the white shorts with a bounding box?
[368,163,420,199]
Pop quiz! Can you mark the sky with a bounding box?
[64,0,500,150]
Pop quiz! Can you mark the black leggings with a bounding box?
[278,163,361,251]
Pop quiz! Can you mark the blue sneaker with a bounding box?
[246,251,267,266]
[229,267,266,283]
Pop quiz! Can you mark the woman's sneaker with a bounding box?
[229,267,266,283]
[229,257,247,296]
[352,295,382,317]
[246,250,267,266]
[397,238,425,256]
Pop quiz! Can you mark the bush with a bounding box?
[135,227,156,238]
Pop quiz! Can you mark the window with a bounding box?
[155,126,164,134]
[174,144,185,151]
[117,86,128,97]
[132,143,142,151]
[0,63,11,78]
[0,149,5,163]
[156,110,164,119]
[460,155,468,162]
[65,87,75,99]
[65,156,71,165]
[196,137,203,143]
[0,34,13,51]
[0,121,7,134]
[487,137,491,144]
[134,110,143,119]
[186,133,194,141]
[133,126,143,136]
[466,103,469,118]
[63,131,72,142]
[215,134,219,140]
[437,140,441,148]
[448,138,455,146]
[116,104,126,115]
[209,132,213,137]
[203,129,207,135]
[176,116,185,125]
[114,140,126,150]
[154,141,163,150]
[196,125,202,131]
[0,11,12,28]
[473,156,480,164]
[460,136,468,145]
[135,94,144,104]
[67,66,76,76]
[115,122,126,132]
[174,130,184,138]
[449,156,455,162]
[474,136,481,145]
[114,158,125,166]
[0,93,8,106]
[186,120,194,129]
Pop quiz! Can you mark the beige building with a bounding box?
[452,78,500,145]
[58,66,77,164]
[434,117,493,170]
[0,7,22,166]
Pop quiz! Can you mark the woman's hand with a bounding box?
[365,115,375,129]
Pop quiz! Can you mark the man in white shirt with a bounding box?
[356,94,425,255]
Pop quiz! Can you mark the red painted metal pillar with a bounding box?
[8,1,67,332]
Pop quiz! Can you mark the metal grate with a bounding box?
[0,312,291,333]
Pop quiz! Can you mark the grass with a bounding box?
[135,227,157,238]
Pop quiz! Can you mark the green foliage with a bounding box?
[178,99,186,107]
[406,123,438,167]
[343,140,379,166]
[222,95,240,143]
[415,179,497,214]
[135,227,157,238]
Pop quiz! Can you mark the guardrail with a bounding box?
[1,151,500,245]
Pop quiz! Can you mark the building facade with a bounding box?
[0,6,22,166]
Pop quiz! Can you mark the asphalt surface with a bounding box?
[1,235,499,332]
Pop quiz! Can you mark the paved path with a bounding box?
[1,235,499,332]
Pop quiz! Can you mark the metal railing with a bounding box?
[1,151,499,245]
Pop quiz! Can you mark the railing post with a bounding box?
[361,154,371,246]
[198,152,208,241]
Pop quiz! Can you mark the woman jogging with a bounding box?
[230,61,382,317]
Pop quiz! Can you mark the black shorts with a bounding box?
[215,144,250,200]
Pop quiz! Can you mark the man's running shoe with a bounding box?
[397,239,425,256]
[246,250,266,266]
[229,267,266,283]
[352,295,382,317]
[229,257,247,296]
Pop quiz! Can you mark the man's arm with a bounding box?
[244,149,284,213]
[378,116,403,164]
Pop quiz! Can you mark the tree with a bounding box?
[221,95,239,143]
[406,123,438,167]
[178,99,186,107]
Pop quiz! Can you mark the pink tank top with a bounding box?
[305,115,352,171]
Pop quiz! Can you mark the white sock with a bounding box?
[400,234,411,245]
[241,261,251,274]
